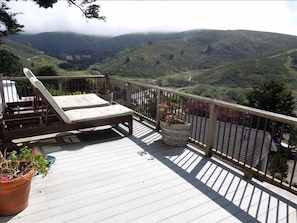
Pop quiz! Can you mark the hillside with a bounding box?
[0,38,90,76]
[6,32,184,66]
[3,29,297,92]
[0,38,61,71]
[90,30,297,89]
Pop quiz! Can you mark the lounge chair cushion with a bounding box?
[23,68,36,80]
[24,68,111,110]
[65,104,132,123]
[53,94,110,110]
[31,77,71,123]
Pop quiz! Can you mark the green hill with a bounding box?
[6,32,184,66]
[0,38,89,76]
[0,38,61,70]
[90,30,297,89]
[3,29,297,93]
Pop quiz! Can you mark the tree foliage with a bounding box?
[0,49,22,76]
[0,2,24,37]
[268,153,288,178]
[246,79,295,116]
[0,0,105,38]
[246,79,296,144]
[36,65,58,76]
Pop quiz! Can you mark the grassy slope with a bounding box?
[91,30,297,89]
[3,30,297,96]
[0,39,86,76]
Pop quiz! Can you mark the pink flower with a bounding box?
[1,176,9,181]
[32,149,38,154]
[162,103,169,109]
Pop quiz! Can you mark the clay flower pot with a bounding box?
[0,166,35,216]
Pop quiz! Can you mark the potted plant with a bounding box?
[99,73,113,104]
[158,98,191,146]
[0,147,53,216]
[99,83,113,104]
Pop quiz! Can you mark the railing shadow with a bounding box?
[5,119,296,222]
[129,120,297,222]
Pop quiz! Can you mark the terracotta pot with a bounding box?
[0,166,35,216]
[160,120,191,146]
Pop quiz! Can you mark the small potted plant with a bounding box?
[99,83,113,104]
[0,147,53,216]
[158,98,191,146]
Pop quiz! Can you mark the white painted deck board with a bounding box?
[1,119,296,223]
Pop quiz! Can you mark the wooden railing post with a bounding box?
[156,90,162,129]
[0,74,5,114]
[58,80,63,95]
[205,103,218,157]
[126,82,132,108]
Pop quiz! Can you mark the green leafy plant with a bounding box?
[268,153,289,178]
[0,147,50,182]
[99,85,111,95]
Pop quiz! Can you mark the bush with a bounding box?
[268,153,288,178]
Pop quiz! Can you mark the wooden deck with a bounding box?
[1,119,297,223]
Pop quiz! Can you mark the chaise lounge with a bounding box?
[23,68,111,110]
[0,68,133,149]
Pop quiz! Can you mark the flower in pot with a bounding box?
[158,98,191,146]
[159,98,186,125]
[0,147,52,216]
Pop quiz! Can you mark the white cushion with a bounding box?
[64,104,132,123]
[23,68,37,80]
[31,78,71,123]
[53,94,110,110]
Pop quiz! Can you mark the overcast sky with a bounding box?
[6,1,297,37]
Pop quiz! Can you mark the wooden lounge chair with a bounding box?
[0,69,133,150]
[29,72,133,130]
[23,68,110,110]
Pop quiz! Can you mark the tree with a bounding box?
[0,49,22,76]
[0,2,24,37]
[205,44,212,55]
[246,79,295,116]
[268,153,288,179]
[36,65,58,76]
[246,79,296,144]
[0,0,105,38]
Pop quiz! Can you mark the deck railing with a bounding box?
[1,75,297,195]
[109,76,297,195]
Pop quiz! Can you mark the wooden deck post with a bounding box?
[205,103,218,157]
[156,90,163,130]
[126,83,132,108]
[58,80,63,95]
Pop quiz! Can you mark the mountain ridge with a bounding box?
[4,29,297,90]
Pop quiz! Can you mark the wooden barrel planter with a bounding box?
[100,92,113,104]
[0,166,35,216]
[160,120,191,147]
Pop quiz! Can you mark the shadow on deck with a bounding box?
[1,119,297,223]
